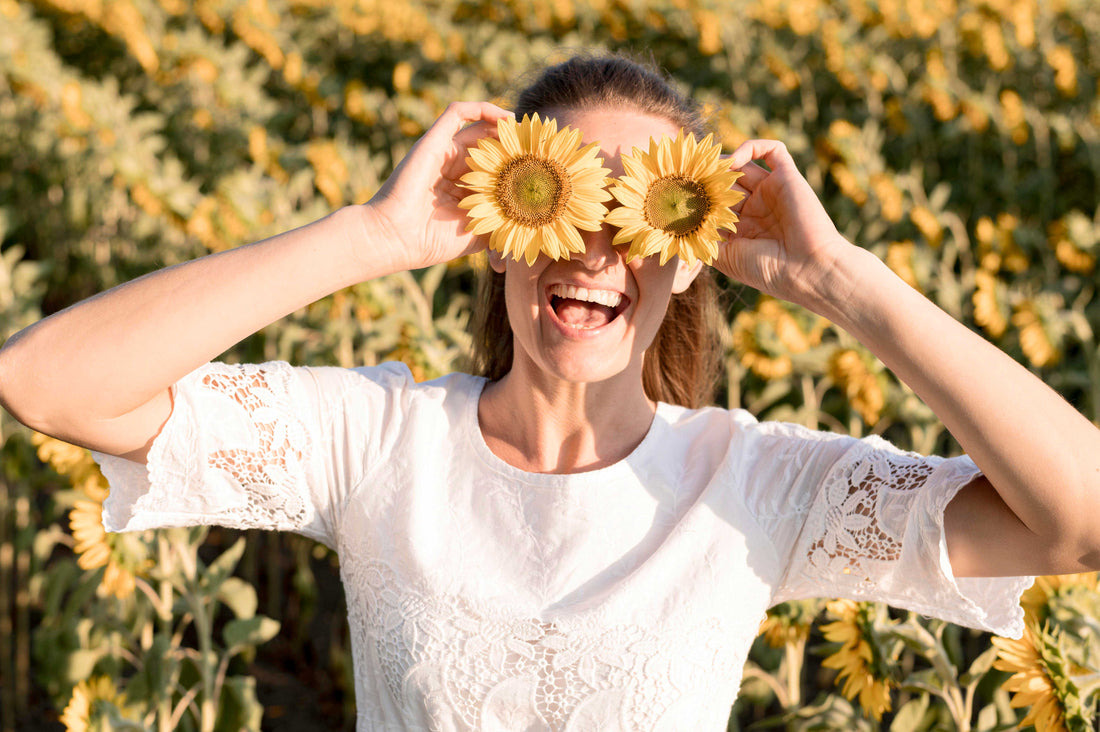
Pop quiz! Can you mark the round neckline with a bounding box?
[463,375,673,488]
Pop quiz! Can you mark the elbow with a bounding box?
[0,333,52,433]
[1048,489,1100,572]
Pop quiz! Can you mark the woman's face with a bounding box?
[490,108,701,389]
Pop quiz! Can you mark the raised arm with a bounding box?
[719,139,1100,578]
[0,102,512,461]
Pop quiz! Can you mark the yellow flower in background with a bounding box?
[1049,213,1097,275]
[992,626,1076,732]
[821,599,895,721]
[34,434,147,598]
[909,205,943,248]
[1013,297,1064,368]
[60,676,125,732]
[604,129,745,267]
[731,298,825,380]
[1021,573,1099,624]
[870,173,903,223]
[1046,45,1079,97]
[885,240,921,291]
[460,113,612,265]
[758,600,821,648]
[828,348,885,425]
[1000,89,1030,145]
[973,268,1009,339]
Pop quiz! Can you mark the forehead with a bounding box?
[545,108,682,177]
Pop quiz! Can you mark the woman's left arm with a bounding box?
[719,139,1100,578]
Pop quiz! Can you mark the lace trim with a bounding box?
[342,558,740,731]
[807,440,934,579]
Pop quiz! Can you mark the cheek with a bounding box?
[629,257,679,300]
[502,267,544,327]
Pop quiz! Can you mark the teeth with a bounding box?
[548,283,623,308]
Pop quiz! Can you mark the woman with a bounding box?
[2,54,1098,730]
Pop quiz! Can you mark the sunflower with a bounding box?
[459,113,612,265]
[731,298,826,381]
[973,267,1009,338]
[34,434,148,598]
[60,677,126,732]
[1020,573,1100,626]
[828,348,885,425]
[604,129,744,267]
[820,599,896,721]
[758,600,821,648]
[992,624,1093,732]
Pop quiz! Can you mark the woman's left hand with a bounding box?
[714,139,855,314]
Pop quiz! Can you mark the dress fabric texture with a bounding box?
[93,360,1033,732]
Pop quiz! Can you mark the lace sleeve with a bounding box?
[770,435,1032,638]
[93,360,380,547]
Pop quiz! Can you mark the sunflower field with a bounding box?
[2,0,1100,729]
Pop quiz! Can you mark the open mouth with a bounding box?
[547,283,630,330]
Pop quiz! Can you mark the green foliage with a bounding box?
[3,0,1100,729]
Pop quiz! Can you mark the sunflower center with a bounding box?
[644,176,710,236]
[496,154,572,227]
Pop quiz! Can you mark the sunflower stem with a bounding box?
[784,637,804,711]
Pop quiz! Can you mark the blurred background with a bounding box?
[2,0,1099,729]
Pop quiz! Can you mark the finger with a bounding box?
[732,160,769,192]
[727,138,795,173]
[452,119,499,149]
[427,101,514,145]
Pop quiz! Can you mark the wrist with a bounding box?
[802,245,898,330]
[346,202,418,276]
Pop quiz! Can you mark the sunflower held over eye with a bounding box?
[459,113,612,265]
[604,129,745,267]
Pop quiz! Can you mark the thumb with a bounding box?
[716,234,783,293]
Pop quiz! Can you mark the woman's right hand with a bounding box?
[362,101,514,272]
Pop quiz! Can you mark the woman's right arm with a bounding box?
[0,101,511,461]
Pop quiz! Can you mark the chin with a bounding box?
[537,347,637,387]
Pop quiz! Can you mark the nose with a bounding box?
[576,224,622,271]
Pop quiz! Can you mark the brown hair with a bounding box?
[468,53,725,408]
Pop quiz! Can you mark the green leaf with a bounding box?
[217,576,258,619]
[65,647,107,683]
[901,668,946,696]
[223,616,280,650]
[889,695,930,732]
[975,703,1000,732]
[219,676,264,732]
[960,645,999,686]
[201,536,247,596]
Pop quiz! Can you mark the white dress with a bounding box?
[93,360,1032,732]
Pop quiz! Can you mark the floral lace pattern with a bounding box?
[808,439,934,580]
[341,557,741,731]
[196,365,312,530]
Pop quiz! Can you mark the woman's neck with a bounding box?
[477,365,656,474]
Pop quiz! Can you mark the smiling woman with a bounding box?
[1,51,1099,732]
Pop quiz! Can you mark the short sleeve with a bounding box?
[92,360,414,548]
[749,427,1032,638]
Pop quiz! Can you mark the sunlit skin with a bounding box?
[478,110,702,474]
